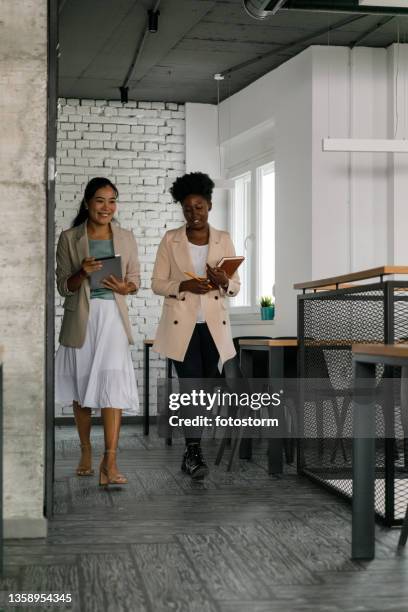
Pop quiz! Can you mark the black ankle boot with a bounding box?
[181,443,209,479]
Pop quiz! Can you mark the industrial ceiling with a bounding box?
[59,0,408,103]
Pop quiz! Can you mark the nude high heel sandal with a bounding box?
[99,450,128,486]
[76,444,94,476]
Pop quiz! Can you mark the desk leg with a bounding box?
[143,344,150,436]
[166,359,172,446]
[267,347,284,475]
[239,349,253,460]
[352,360,376,560]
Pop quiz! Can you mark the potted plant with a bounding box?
[260,296,275,320]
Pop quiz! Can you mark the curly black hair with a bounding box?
[169,172,215,204]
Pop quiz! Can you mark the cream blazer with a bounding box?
[151,224,240,364]
[56,221,140,348]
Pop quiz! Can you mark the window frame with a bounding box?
[256,160,275,302]
[227,153,275,316]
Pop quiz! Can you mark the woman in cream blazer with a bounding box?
[152,172,240,479]
[55,177,140,487]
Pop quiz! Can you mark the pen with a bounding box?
[184,271,210,283]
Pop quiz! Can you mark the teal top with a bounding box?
[88,239,115,300]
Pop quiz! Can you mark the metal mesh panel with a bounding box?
[392,287,408,522]
[299,283,408,525]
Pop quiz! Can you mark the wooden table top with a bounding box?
[146,338,299,348]
[352,343,408,359]
[239,339,298,347]
[294,266,408,291]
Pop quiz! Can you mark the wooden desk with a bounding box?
[294,265,408,292]
[239,339,298,474]
[143,340,172,442]
[352,343,408,559]
[295,269,408,526]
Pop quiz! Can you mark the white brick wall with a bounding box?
[55,98,185,416]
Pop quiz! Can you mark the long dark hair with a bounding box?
[72,177,119,227]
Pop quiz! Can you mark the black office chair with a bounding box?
[216,336,299,471]
[302,343,354,464]
[214,336,273,470]
[399,510,408,547]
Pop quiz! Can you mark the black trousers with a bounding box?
[172,323,220,444]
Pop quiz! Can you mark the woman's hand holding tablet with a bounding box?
[102,275,136,295]
[80,256,103,278]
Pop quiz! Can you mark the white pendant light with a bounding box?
[322,138,408,153]
[164,73,234,191]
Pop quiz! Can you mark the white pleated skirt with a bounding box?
[55,298,139,415]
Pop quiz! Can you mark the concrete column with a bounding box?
[0,0,48,537]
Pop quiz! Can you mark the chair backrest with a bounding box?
[223,355,243,379]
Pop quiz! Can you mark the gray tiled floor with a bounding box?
[2,425,408,611]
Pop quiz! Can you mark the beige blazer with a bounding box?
[56,221,140,348]
[151,224,240,364]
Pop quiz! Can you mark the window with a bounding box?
[230,172,251,307]
[228,160,275,313]
[257,162,275,299]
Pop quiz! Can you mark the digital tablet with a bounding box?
[89,255,122,290]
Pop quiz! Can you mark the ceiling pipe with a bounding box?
[120,0,161,92]
[350,15,394,47]
[222,13,366,77]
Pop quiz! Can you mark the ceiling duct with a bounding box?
[263,0,408,15]
[359,1,408,7]
[243,0,287,19]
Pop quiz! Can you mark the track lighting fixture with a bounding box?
[119,86,128,104]
[148,9,160,33]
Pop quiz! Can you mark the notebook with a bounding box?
[89,255,122,290]
[216,256,245,277]
[184,256,244,289]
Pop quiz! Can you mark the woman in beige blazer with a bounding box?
[152,172,240,479]
[55,177,140,487]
